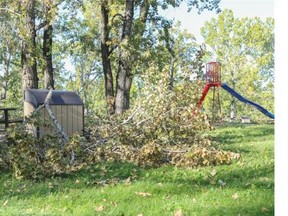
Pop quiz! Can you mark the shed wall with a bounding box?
[24,102,84,137]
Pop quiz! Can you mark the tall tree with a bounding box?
[21,0,38,90]
[161,24,176,90]
[43,0,55,89]
[2,0,61,92]
[114,0,135,114]
[0,5,15,101]
[100,1,114,114]
[158,21,201,87]
[58,0,104,113]
[0,1,22,106]
[99,0,221,114]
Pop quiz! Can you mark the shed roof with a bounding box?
[24,89,84,107]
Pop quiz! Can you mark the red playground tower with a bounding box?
[205,62,221,87]
[195,61,275,121]
[197,62,222,122]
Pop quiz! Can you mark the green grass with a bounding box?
[0,124,274,215]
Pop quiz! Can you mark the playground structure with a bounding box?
[197,62,275,121]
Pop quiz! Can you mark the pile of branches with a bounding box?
[85,80,240,168]
[0,81,240,179]
[0,89,82,179]
[84,139,240,168]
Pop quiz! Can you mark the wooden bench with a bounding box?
[0,107,23,129]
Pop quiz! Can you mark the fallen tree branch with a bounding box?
[30,89,74,164]
[43,89,75,164]
[43,89,68,142]
[122,106,141,125]
[162,148,188,154]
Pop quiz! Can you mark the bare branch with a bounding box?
[33,88,68,142]
[35,21,47,31]
[122,106,141,125]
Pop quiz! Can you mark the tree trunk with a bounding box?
[100,0,150,114]
[115,0,134,114]
[100,1,114,115]
[230,96,236,120]
[195,44,206,80]
[1,50,11,102]
[43,0,54,89]
[21,0,38,90]
[230,70,236,120]
[169,55,175,90]
[115,62,133,114]
[139,0,149,23]
[162,25,175,90]
[80,62,89,115]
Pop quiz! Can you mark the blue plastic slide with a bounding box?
[221,83,274,119]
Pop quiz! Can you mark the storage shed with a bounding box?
[24,89,84,137]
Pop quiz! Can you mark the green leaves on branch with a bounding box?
[86,78,240,168]
[1,122,85,180]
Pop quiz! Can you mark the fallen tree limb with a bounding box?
[122,106,141,125]
[43,89,68,142]
[30,88,74,164]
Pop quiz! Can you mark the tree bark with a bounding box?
[195,44,206,80]
[230,70,236,120]
[115,63,132,114]
[100,1,114,115]
[43,0,54,89]
[230,96,236,120]
[139,0,149,23]
[100,0,150,114]
[1,48,11,101]
[21,0,38,90]
[115,0,134,114]
[169,55,175,90]
[163,26,175,90]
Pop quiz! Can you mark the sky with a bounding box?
[160,0,274,43]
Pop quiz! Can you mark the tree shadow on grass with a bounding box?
[208,124,274,145]
[0,160,274,216]
[207,124,274,154]
[144,162,274,193]
[0,161,142,200]
[0,125,274,210]
[0,155,274,201]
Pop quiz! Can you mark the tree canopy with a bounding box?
[0,2,273,121]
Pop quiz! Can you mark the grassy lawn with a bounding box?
[0,124,274,216]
